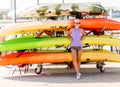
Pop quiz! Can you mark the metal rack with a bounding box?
[110,31,120,55]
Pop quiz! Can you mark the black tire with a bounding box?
[96,63,100,69]
[35,65,43,74]
[100,66,105,73]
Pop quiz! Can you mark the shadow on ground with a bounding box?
[3,67,120,83]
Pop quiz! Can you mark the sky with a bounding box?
[0,0,120,10]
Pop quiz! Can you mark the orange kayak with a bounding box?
[0,50,120,66]
[1,52,71,65]
[0,18,120,36]
[78,18,120,30]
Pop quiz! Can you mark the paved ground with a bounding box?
[0,63,120,87]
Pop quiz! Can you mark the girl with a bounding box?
[67,19,85,79]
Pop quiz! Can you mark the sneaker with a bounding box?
[76,73,81,79]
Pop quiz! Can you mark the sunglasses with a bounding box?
[75,22,80,25]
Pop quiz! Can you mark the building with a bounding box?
[112,9,120,18]
[0,9,9,20]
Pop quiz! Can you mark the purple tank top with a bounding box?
[71,28,82,47]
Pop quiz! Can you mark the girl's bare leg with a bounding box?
[77,50,82,72]
[71,49,79,73]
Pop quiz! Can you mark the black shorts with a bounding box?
[71,46,82,51]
